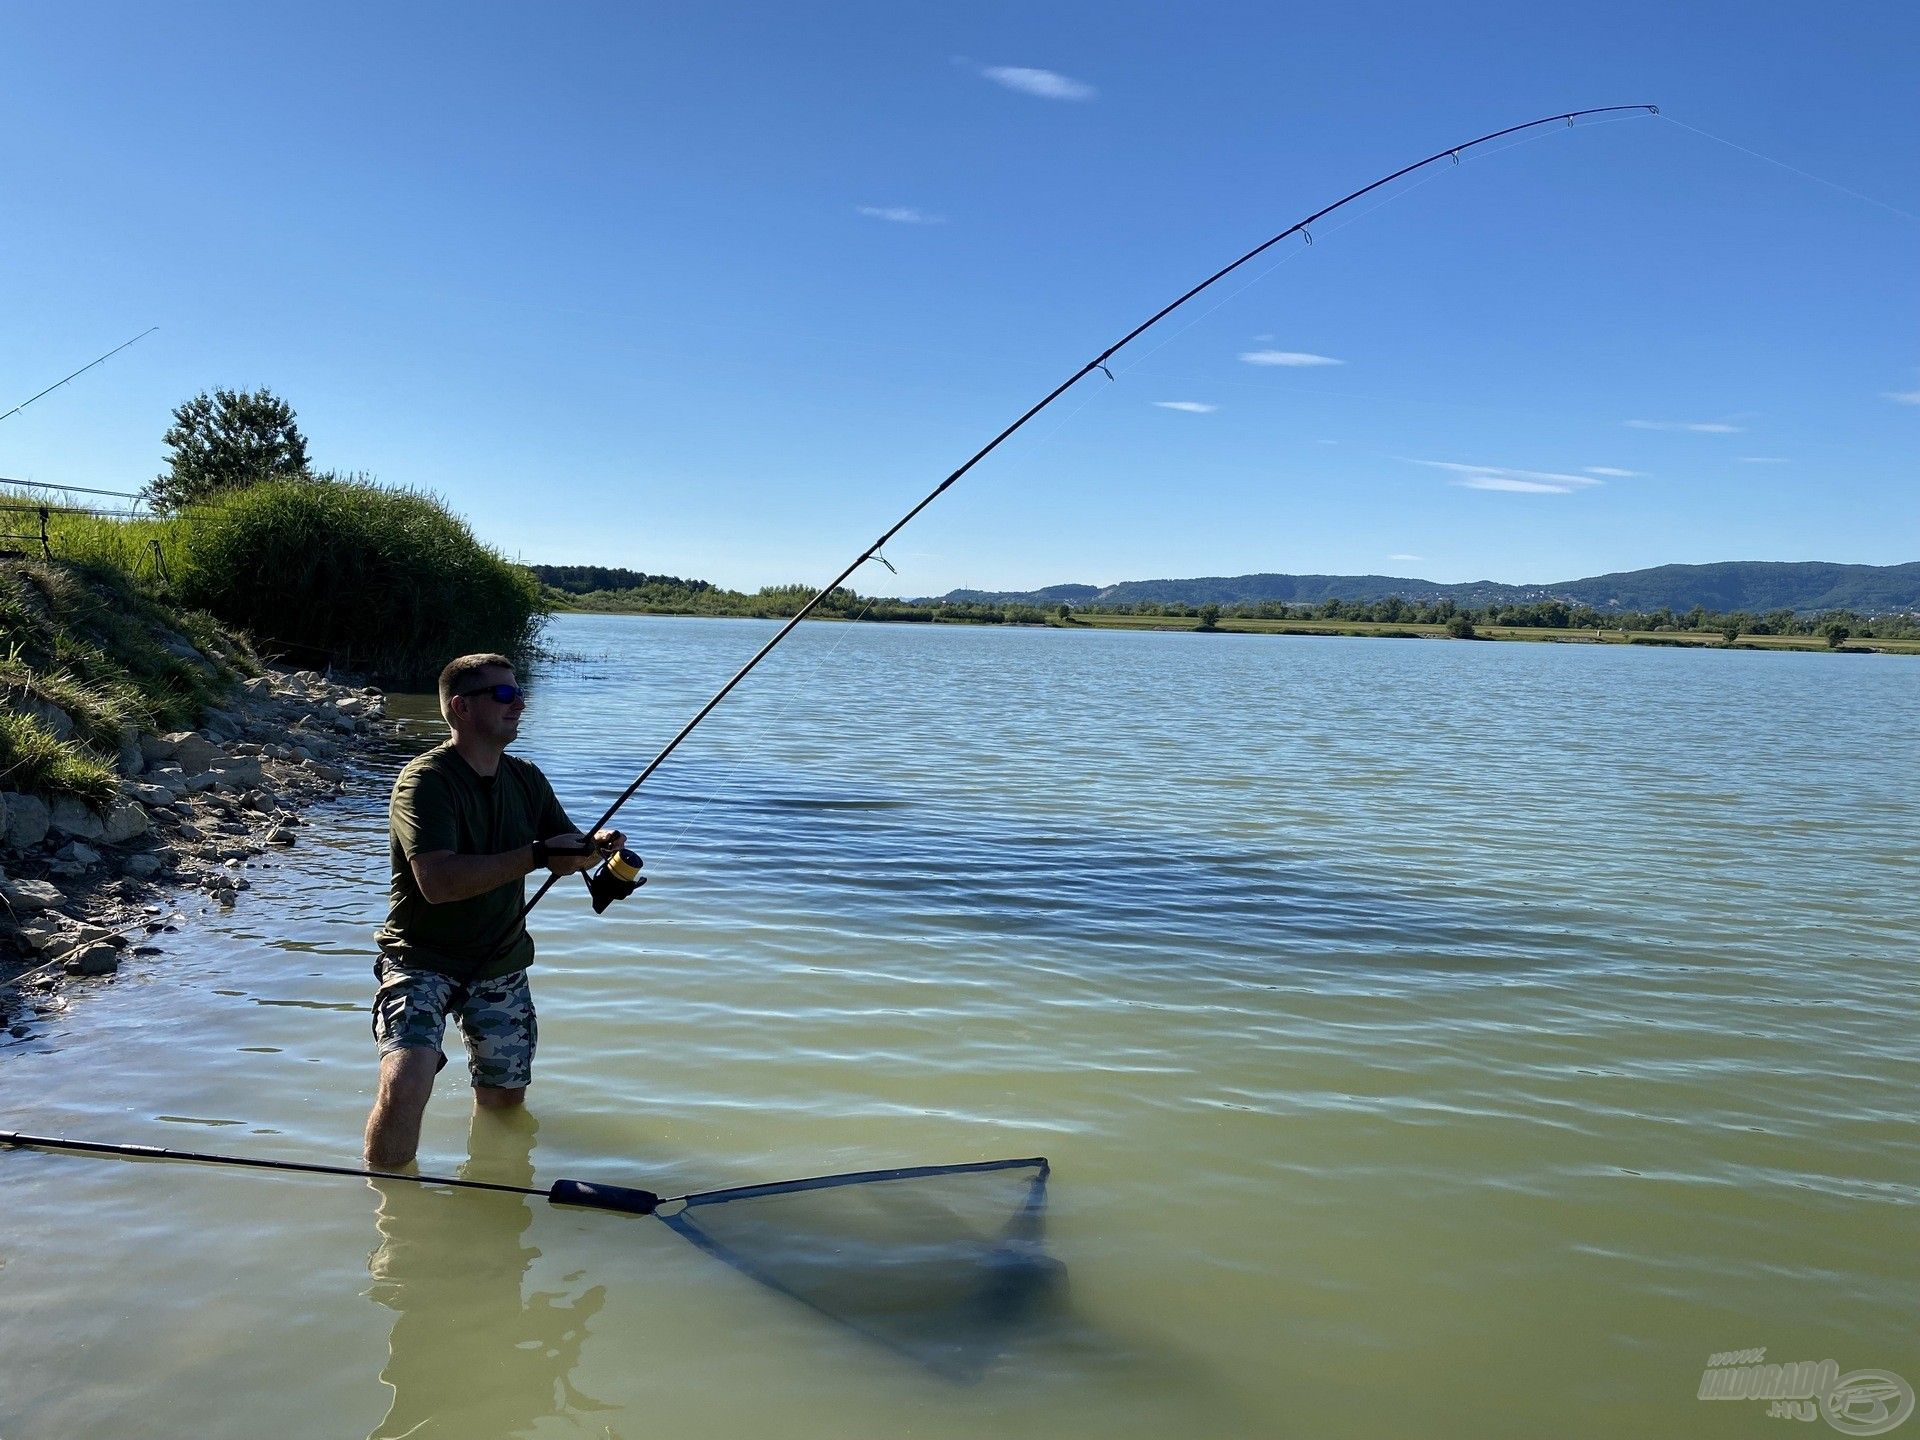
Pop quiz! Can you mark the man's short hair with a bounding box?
[438,652,515,724]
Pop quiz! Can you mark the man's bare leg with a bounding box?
[365,1048,440,1168]
[473,1083,527,1110]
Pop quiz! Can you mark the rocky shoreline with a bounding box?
[0,666,405,1025]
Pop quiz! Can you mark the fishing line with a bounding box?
[502,107,1666,925]
[1659,113,1920,225]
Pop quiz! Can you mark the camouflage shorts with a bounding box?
[371,956,538,1090]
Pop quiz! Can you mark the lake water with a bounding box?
[3,614,1915,1438]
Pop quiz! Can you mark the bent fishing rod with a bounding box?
[530,104,1658,922]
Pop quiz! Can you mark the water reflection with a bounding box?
[365,1109,611,1438]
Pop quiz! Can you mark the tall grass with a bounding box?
[164,475,545,686]
[0,549,251,803]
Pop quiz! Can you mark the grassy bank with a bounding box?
[13,476,544,688]
[0,558,254,803]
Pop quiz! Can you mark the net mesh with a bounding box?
[658,1157,1061,1382]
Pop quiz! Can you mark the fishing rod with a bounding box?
[536,104,1659,921]
[0,327,159,424]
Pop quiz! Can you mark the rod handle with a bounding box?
[547,1177,661,1215]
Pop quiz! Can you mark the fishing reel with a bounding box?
[587,846,646,914]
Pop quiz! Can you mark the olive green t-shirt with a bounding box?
[374,742,574,984]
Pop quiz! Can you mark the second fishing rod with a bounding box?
[529,104,1660,926]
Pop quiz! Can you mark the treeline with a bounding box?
[551,580,1052,626]
[1094,596,1920,639]
[527,564,715,597]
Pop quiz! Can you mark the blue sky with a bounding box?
[2,2,1915,595]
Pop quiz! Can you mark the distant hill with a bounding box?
[936,561,1920,615]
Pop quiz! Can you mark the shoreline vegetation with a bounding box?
[534,570,1920,656]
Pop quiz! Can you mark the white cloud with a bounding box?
[1153,401,1217,413]
[1252,332,1275,341]
[1884,389,1920,405]
[1389,553,1424,561]
[1459,476,1576,493]
[979,66,1096,101]
[857,205,945,225]
[1584,466,1641,477]
[1240,350,1344,367]
[1623,419,1743,433]
[1739,456,1791,464]
[1408,459,1604,495]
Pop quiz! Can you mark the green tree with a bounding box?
[1197,603,1222,630]
[1446,614,1476,639]
[1823,622,1851,649]
[146,387,311,513]
[1720,620,1740,646]
[1055,603,1071,623]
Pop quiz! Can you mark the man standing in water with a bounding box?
[364,653,624,1168]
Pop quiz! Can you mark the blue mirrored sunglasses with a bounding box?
[457,683,524,704]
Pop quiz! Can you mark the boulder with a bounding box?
[49,796,106,842]
[169,733,223,775]
[126,783,176,807]
[265,826,295,846]
[0,877,65,913]
[54,840,102,867]
[2,792,51,849]
[159,638,216,673]
[208,757,264,788]
[115,728,145,777]
[101,803,151,844]
[63,942,121,976]
[14,917,69,953]
[140,733,180,764]
[120,853,165,879]
[18,694,76,741]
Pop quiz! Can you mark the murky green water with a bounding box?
[3,616,1915,1438]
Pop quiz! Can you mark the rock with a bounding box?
[140,733,180,764]
[159,637,216,673]
[169,733,223,776]
[335,695,366,717]
[265,826,295,846]
[48,797,106,842]
[241,676,275,697]
[3,792,52,849]
[47,859,86,878]
[116,731,145,778]
[54,840,102,867]
[15,917,69,953]
[63,943,121,975]
[120,853,164,879]
[133,944,162,955]
[183,773,220,795]
[127,783,176,807]
[101,802,150,844]
[18,694,76,741]
[209,757,264,788]
[1,878,65,912]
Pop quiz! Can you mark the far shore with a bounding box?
[546,605,1919,656]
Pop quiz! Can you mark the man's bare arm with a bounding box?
[409,831,614,906]
[410,847,537,905]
